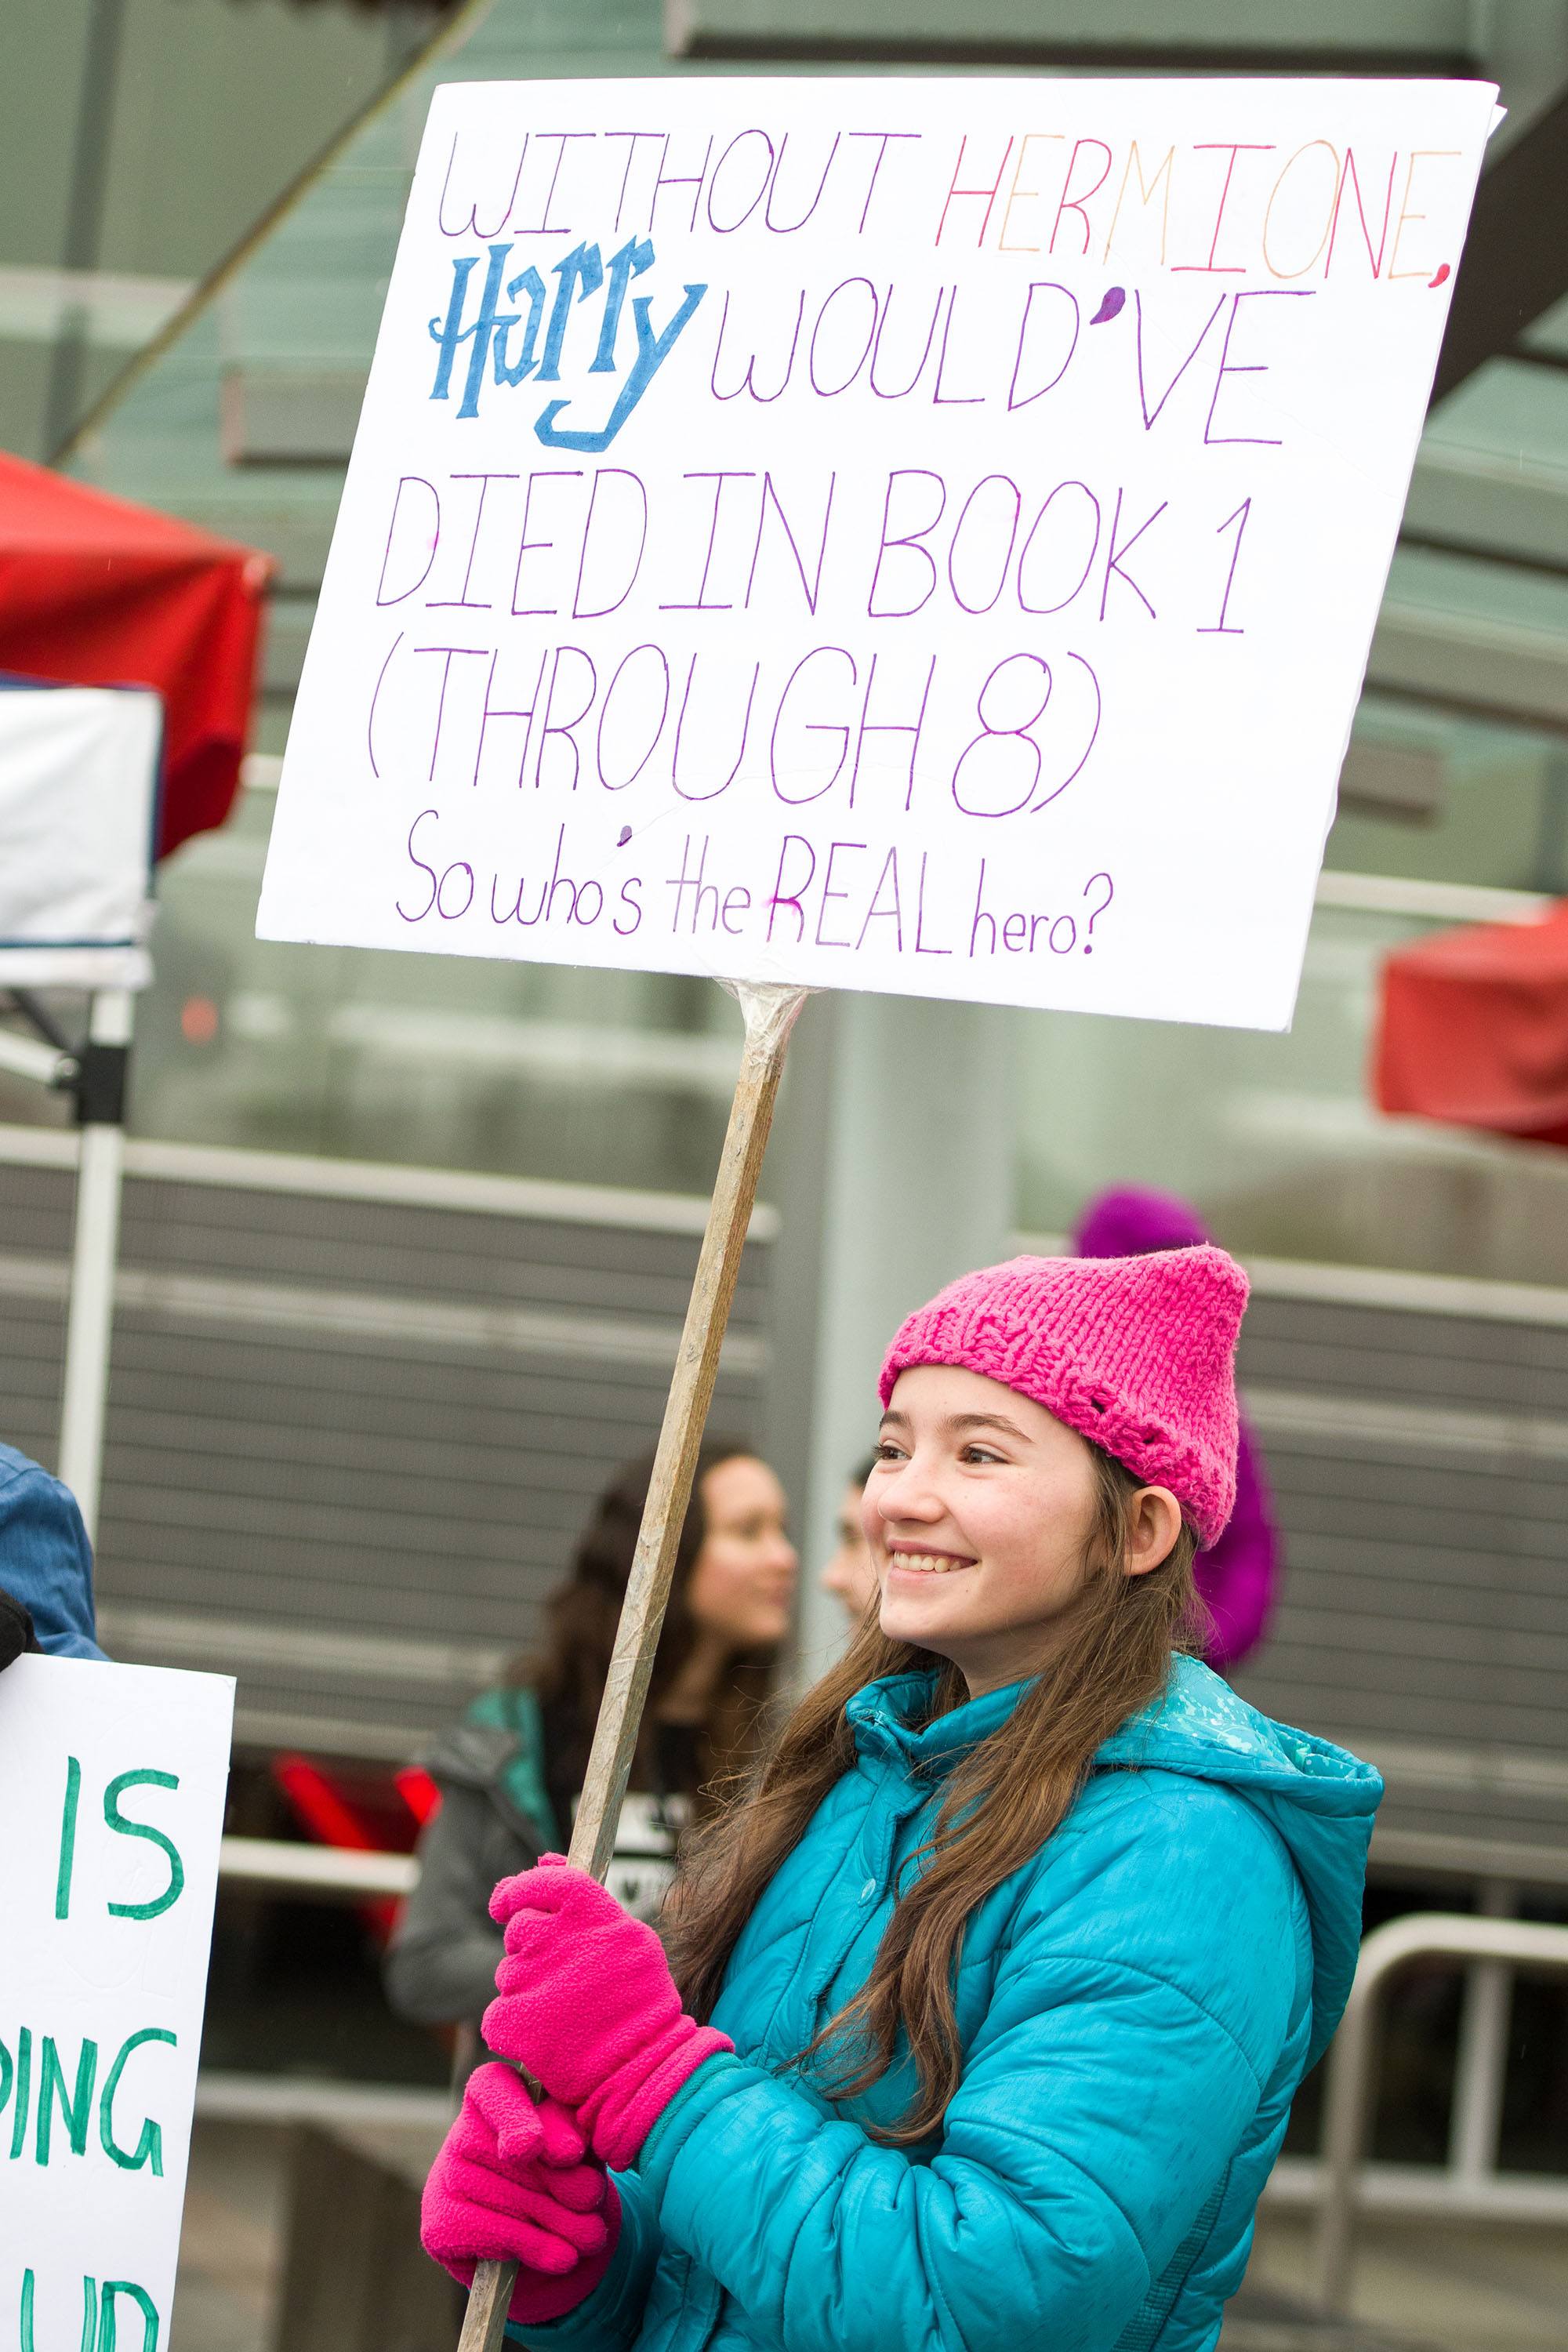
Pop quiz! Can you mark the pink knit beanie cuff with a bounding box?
[878,1246,1247,1547]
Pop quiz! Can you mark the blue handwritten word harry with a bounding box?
[428,238,706,452]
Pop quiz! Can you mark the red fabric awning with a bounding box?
[0,452,274,858]
[1374,904,1568,1148]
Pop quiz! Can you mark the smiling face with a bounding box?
[684,1454,799,1653]
[866,1365,1181,1696]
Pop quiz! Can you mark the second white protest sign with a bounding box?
[258,74,1495,1030]
[0,1656,234,2352]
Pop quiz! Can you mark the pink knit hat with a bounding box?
[878,1247,1247,1546]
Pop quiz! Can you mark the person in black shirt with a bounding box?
[385,1438,797,2035]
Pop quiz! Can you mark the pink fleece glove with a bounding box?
[420,2062,621,2327]
[483,1859,732,2169]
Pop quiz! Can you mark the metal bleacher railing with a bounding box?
[1312,1912,1568,2310]
[212,1842,1568,2303]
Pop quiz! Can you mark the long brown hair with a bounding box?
[511,1439,777,1806]
[664,1445,1202,2142]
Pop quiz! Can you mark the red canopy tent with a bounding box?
[0,449,274,857]
[1374,902,1568,1147]
[0,452,274,1538]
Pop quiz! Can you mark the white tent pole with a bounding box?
[57,987,133,1543]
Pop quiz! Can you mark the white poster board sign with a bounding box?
[0,1656,234,2351]
[0,682,161,991]
[259,76,1495,1031]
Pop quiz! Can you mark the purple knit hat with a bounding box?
[878,1248,1247,1546]
[1074,1185,1209,1260]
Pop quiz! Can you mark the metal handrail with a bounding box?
[220,1834,416,1898]
[0,1029,74,1089]
[220,1853,1568,2300]
[226,1820,1568,1900]
[1312,1911,1568,2311]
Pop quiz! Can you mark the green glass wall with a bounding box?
[21,0,1568,1279]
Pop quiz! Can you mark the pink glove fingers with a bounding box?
[464,2065,588,2172]
[481,1862,734,2169]
[532,2161,612,2215]
[422,2156,593,2278]
[430,2208,583,2276]
[436,2182,622,2328]
[463,2061,546,2166]
[485,1968,682,2104]
[492,1940,679,2031]
[488,1853,583,1929]
[420,2059,623,2328]
[437,2158,610,2254]
[438,2256,621,2329]
[535,2095,590,2170]
[494,1870,619,1932]
[497,1900,665,1972]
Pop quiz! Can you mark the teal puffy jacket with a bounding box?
[519,1657,1381,2352]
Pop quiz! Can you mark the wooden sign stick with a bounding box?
[457,978,809,2352]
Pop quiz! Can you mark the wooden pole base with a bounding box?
[458,981,808,2352]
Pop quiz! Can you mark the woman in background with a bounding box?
[386,1439,796,2035]
[1075,1185,1281,1669]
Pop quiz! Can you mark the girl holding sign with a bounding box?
[420,1247,1380,2351]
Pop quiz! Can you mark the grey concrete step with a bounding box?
[1222,2285,1443,2352]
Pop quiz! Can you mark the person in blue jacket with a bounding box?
[0,1440,106,1663]
[419,1244,1381,2352]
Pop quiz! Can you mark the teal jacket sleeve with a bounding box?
[633,1780,1302,2352]
[509,2168,662,2352]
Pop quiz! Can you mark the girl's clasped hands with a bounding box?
[421,1855,731,2325]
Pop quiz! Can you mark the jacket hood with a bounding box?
[845,1670,1025,1777]
[423,1715,523,1795]
[424,1692,561,1851]
[848,1656,1380,2071]
[1099,1655,1381,2064]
